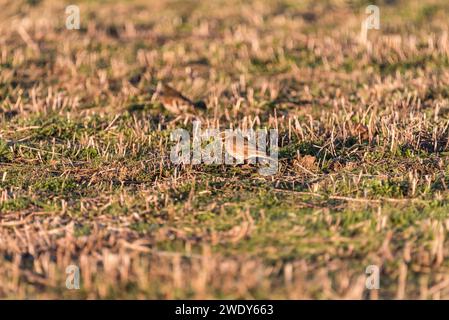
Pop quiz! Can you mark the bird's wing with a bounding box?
[161,83,193,104]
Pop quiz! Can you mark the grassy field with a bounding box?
[1,0,449,299]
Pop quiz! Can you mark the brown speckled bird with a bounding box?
[154,82,207,115]
[222,132,275,163]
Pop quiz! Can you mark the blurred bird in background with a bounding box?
[153,82,207,115]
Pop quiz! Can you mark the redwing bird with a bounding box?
[153,82,207,115]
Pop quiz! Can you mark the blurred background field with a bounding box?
[1,0,449,299]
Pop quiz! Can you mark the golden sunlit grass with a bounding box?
[1,0,449,299]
